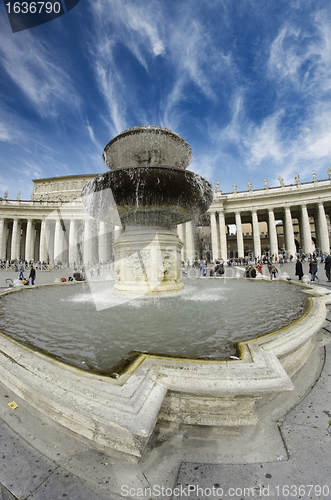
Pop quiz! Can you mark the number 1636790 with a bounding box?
[5,2,61,14]
[275,484,330,497]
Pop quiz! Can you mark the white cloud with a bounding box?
[0,18,80,118]
[244,111,286,167]
[0,121,10,141]
[209,8,331,187]
[85,120,103,150]
[161,19,236,129]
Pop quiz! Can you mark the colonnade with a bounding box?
[208,200,330,260]
[1,177,331,264]
[0,215,115,265]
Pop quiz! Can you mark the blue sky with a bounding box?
[0,0,331,200]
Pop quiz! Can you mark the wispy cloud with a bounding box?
[85,119,102,150]
[0,120,10,141]
[204,6,331,188]
[0,18,80,118]
[161,17,236,130]
[87,0,166,134]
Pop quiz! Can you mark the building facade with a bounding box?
[1,172,331,265]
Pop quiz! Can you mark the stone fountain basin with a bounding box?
[102,125,193,170]
[0,281,330,462]
[82,166,213,227]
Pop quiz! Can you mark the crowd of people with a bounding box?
[0,259,115,287]
[181,251,331,284]
[2,252,331,287]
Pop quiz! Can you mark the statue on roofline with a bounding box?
[278,176,285,188]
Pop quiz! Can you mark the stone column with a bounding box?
[210,211,219,261]
[284,206,296,258]
[185,220,196,263]
[251,209,261,259]
[11,218,19,260]
[25,219,33,262]
[98,221,108,264]
[268,208,278,258]
[39,219,47,262]
[0,219,5,259]
[83,218,92,265]
[300,204,313,255]
[46,221,54,262]
[235,211,244,258]
[54,218,64,261]
[218,209,227,260]
[317,202,330,253]
[69,219,78,265]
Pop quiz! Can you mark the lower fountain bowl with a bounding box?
[82,165,214,228]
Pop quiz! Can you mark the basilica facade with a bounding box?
[1,171,331,264]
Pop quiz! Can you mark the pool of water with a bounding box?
[0,279,308,374]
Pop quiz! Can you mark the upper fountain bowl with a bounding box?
[103,125,193,170]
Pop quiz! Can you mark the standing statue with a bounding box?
[328,167,331,181]
[16,191,21,201]
[264,179,268,189]
[312,171,317,182]
[4,190,8,200]
[215,180,220,192]
[295,174,301,187]
[278,176,285,188]
[248,182,253,191]
[233,183,237,193]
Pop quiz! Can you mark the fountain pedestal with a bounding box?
[82,126,213,295]
[113,226,184,295]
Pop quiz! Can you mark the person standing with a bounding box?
[29,265,36,285]
[268,263,278,280]
[324,253,331,282]
[19,261,24,280]
[309,258,319,282]
[295,259,304,281]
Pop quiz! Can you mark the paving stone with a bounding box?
[28,467,120,500]
[0,483,18,500]
[0,419,57,500]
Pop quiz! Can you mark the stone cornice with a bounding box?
[213,180,331,214]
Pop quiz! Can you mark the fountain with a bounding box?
[81,125,213,295]
[0,126,330,469]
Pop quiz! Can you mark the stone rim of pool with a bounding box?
[0,278,330,462]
